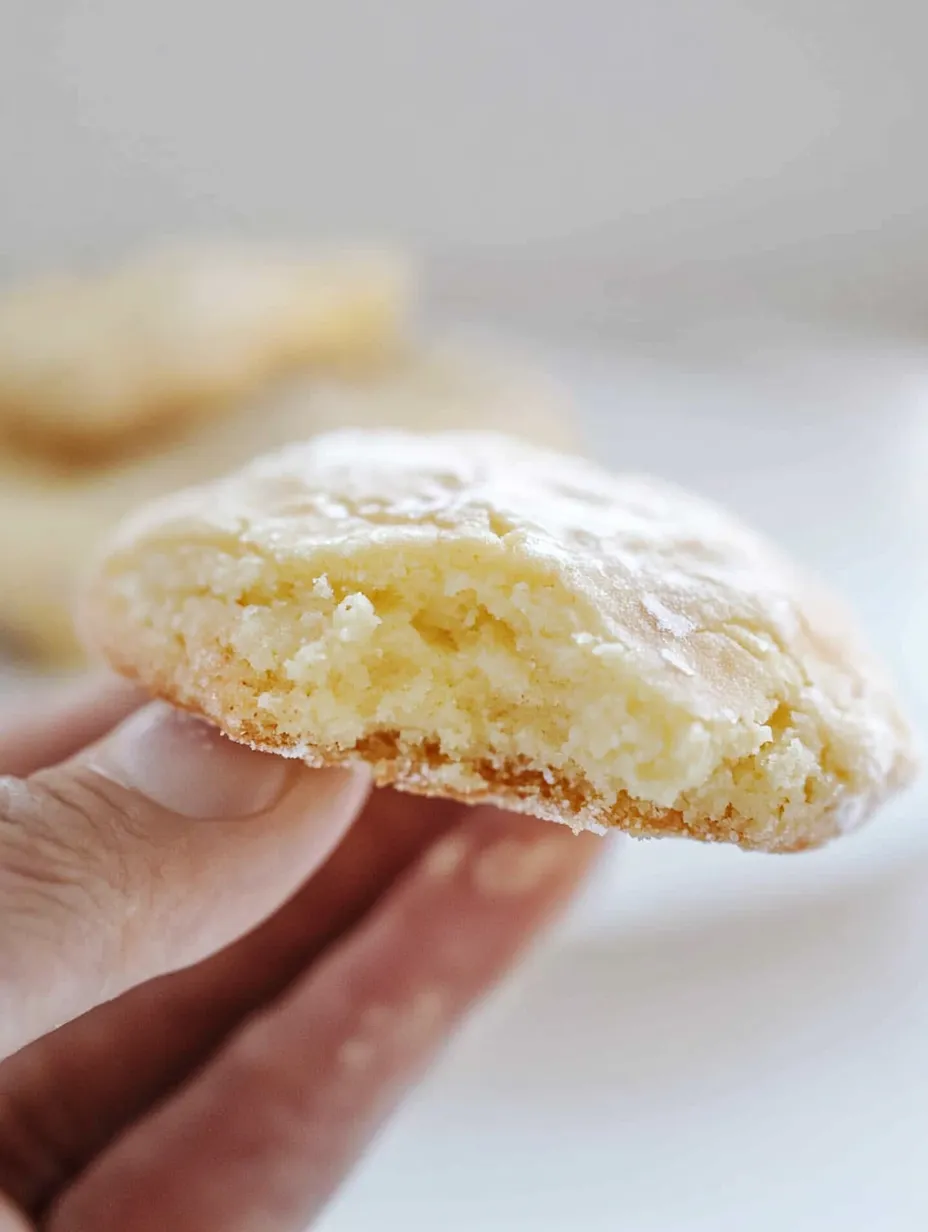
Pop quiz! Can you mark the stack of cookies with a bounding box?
[0,242,575,663]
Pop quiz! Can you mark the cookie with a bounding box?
[302,337,576,447]
[0,244,408,461]
[83,429,916,852]
[0,345,576,662]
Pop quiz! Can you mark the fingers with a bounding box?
[0,1197,29,1232]
[0,702,370,1058]
[51,809,601,1232]
[0,791,461,1216]
[0,675,144,777]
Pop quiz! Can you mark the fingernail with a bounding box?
[90,701,295,818]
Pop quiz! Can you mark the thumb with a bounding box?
[0,702,370,1059]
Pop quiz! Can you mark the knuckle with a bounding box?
[1,770,135,897]
[0,771,141,977]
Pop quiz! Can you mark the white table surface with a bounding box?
[316,327,928,1231]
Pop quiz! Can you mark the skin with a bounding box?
[0,676,600,1230]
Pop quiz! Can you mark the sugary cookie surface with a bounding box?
[84,429,916,851]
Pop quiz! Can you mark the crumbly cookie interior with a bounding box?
[100,529,864,850]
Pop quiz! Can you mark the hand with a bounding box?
[0,677,599,1230]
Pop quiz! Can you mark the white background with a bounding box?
[2,1,928,336]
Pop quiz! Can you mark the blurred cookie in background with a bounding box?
[0,242,409,463]
[259,336,578,451]
[0,336,579,664]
